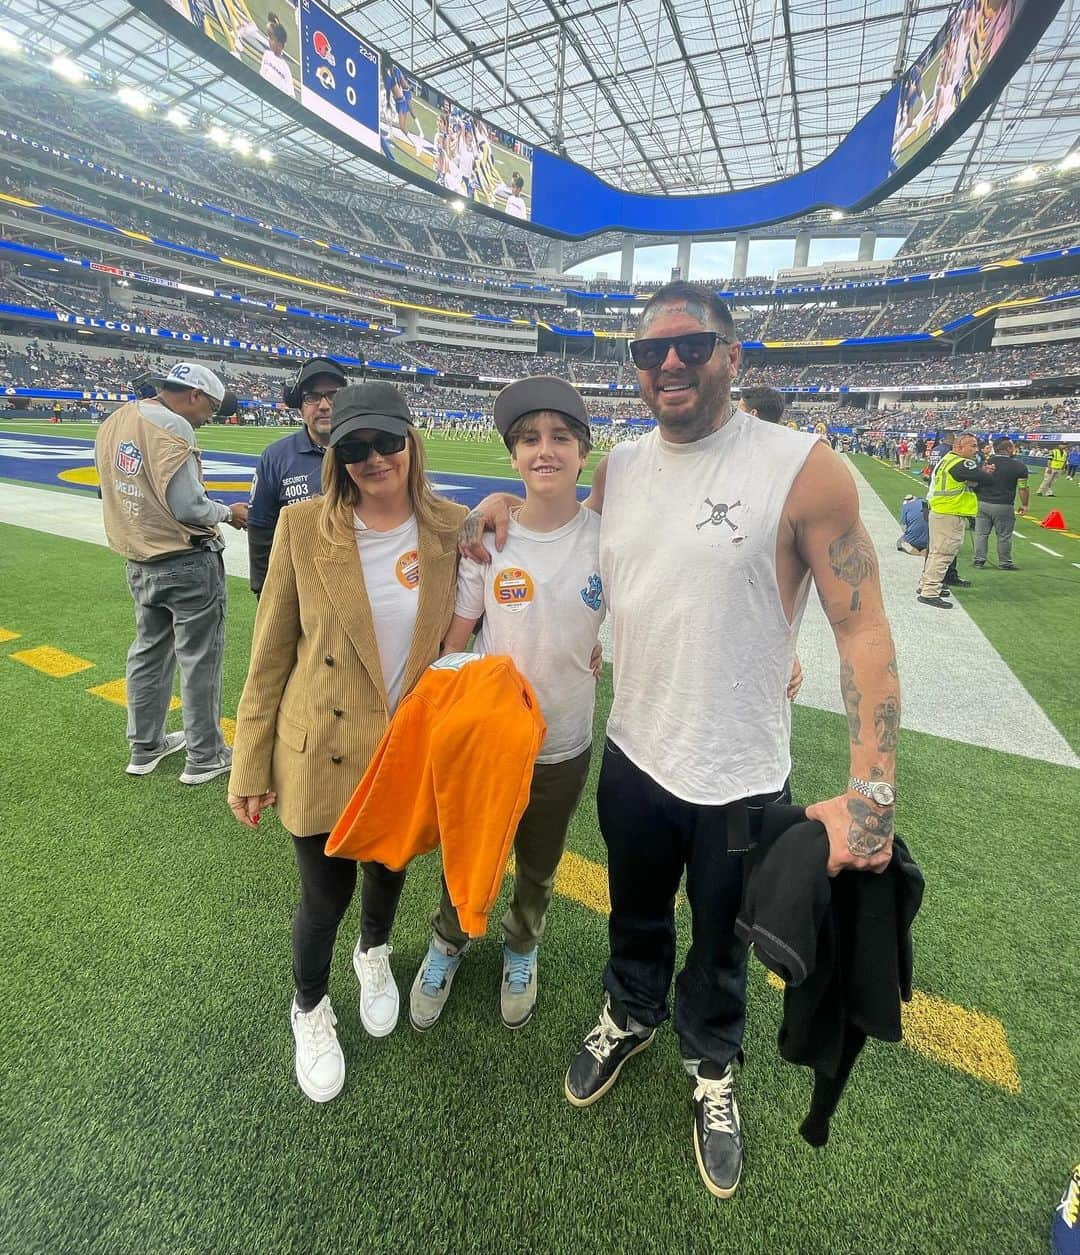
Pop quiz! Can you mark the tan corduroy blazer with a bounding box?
[229,494,467,837]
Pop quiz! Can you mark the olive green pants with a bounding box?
[433,746,592,954]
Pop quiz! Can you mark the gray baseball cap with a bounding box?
[493,376,589,446]
[329,382,415,446]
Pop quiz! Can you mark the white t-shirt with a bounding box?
[600,410,818,804]
[456,506,604,763]
[259,50,296,98]
[353,513,420,713]
[504,194,528,219]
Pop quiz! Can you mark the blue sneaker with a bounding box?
[409,936,465,1031]
[1053,1163,1080,1255]
[500,944,538,1029]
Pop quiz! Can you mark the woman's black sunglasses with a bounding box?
[335,432,408,463]
[628,330,733,371]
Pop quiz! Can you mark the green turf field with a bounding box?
[1,453,1078,1253]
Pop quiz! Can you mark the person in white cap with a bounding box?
[94,361,247,784]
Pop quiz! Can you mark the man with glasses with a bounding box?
[247,357,347,596]
[461,280,899,1199]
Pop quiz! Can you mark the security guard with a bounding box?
[916,432,995,609]
[247,356,347,595]
[1036,444,1067,497]
[95,361,247,782]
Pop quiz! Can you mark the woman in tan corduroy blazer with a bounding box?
[227,382,465,1103]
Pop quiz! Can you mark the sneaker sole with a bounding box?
[501,1000,535,1031]
[563,1028,656,1108]
[693,1123,741,1199]
[125,739,187,775]
[352,950,399,1038]
[178,765,232,785]
[293,1055,345,1103]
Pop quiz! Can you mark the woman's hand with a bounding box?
[228,791,277,829]
[787,655,804,701]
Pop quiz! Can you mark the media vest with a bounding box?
[326,653,546,937]
[1049,448,1067,470]
[95,400,221,561]
[928,451,978,517]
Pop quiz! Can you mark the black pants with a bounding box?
[598,740,789,1069]
[291,834,406,1012]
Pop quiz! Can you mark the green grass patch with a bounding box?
[0,525,1077,1253]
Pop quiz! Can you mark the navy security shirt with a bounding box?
[248,427,325,529]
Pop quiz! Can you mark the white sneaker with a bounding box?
[290,995,345,1103]
[125,731,186,776]
[353,941,400,1038]
[179,749,233,786]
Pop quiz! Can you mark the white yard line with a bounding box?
[1031,543,1063,558]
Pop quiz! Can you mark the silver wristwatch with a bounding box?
[849,777,896,806]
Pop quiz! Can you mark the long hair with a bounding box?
[318,427,444,545]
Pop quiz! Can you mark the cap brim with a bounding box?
[330,413,412,445]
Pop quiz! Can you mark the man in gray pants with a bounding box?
[974,438,1029,571]
[95,362,248,782]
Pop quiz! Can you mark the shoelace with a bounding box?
[420,949,456,996]
[583,1010,634,1064]
[298,1004,338,1059]
[503,951,534,994]
[360,947,392,995]
[694,1073,738,1137]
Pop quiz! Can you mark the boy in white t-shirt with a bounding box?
[410,376,604,1032]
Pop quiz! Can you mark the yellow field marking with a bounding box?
[764,970,1019,1092]
[58,466,251,492]
[11,645,94,677]
[220,717,236,747]
[0,627,21,643]
[554,849,611,916]
[87,678,180,712]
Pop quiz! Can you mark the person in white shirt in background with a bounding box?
[258,20,296,99]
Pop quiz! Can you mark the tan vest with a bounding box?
[95,400,221,562]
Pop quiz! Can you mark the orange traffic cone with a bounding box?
[1040,510,1066,530]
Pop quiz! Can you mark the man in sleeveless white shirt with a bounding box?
[461,282,899,1199]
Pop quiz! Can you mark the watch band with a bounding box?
[849,776,896,804]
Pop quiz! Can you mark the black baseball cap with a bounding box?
[295,356,347,393]
[329,382,415,446]
[493,376,589,448]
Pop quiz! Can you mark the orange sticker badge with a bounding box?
[395,549,420,589]
[493,567,535,611]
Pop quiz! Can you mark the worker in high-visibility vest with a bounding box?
[917,432,996,609]
[1036,445,1067,497]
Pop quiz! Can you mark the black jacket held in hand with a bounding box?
[735,803,924,1146]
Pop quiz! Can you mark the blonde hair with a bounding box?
[318,427,444,545]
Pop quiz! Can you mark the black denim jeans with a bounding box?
[291,835,406,1011]
[598,739,790,1068]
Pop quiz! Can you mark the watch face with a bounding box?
[870,782,895,805]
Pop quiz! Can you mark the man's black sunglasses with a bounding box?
[628,331,733,371]
[336,432,408,463]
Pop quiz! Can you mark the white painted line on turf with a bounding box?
[1013,532,1026,539]
[1031,543,1063,557]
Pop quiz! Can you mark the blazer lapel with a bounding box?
[316,535,388,707]
[401,522,457,695]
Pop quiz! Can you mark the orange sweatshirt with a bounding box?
[326,653,546,936]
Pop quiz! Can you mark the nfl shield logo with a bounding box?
[116,440,142,476]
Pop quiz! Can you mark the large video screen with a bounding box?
[892,0,1027,167]
[142,0,1059,236]
[164,0,533,218]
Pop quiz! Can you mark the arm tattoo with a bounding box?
[887,655,899,679]
[847,797,894,858]
[828,524,877,612]
[874,695,901,752]
[840,659,862,745]
[460,508,484,546]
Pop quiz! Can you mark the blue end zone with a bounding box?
[0,432,584,509]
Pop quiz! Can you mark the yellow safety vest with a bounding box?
[1049,448,1066,470]
[928,451,979,517]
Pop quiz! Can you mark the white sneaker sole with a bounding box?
[352,949,399,1038]
[125,736,186,775]
[179,763,231,786]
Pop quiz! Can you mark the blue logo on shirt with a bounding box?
[580,573,603,612]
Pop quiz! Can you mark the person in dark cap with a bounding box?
[247,357,348,596]
[410,375,604,1035]
[227,381,466,1104]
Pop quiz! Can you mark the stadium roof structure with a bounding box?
[1,0,1078,212]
